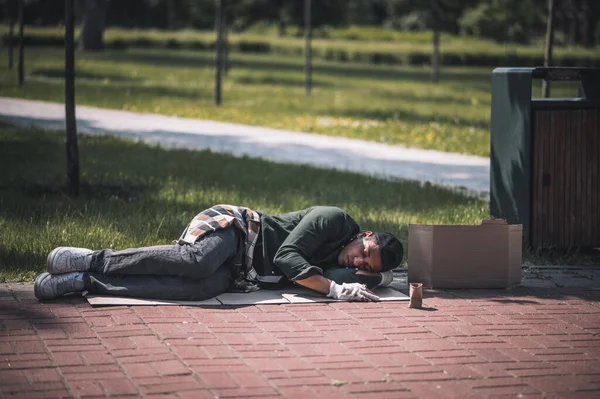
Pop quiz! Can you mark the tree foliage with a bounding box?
[386,0,474,33]
[0,0,598,46]
[459,0,545,43]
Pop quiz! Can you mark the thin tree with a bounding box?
[542,0,555,98]
[7,0,14,69]
[432,29,440,83]
[578,1,590,48]
[79,0,108,51]
[429,0,444,83]
[166,0,176,30]
[304,0,312,95]
[17,0,24,85]
[223,11,230,76]
[214,0,224,106]
[65,0,80,196]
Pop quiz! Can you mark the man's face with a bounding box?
[337,231,383,273]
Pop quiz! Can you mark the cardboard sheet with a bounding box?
[85,295,221,306]
[216,290,290,305]
[281,286,339,303]
[85,286,409,307]
[376,287,411,301]
[282,287,409,303]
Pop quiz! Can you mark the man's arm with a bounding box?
[271,207,378,301]
[295,274,331,294]
[272,207,350,283]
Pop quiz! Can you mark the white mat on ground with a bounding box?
[85,287,409,306]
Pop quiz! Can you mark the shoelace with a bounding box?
[50,274,78,294]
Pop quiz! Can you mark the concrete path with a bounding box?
[2,278,599,399]
[0,97,490,193]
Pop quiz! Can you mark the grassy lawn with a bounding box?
[0,46,581,157]
[0,123,490,282]
[0,46,496,155]
[1,124,597,282]
[0,48,565,159]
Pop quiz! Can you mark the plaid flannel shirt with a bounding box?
[177,204,261,289]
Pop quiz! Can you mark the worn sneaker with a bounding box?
[34,272,84,300]
[47,247,93,274]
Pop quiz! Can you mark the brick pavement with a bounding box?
[1,283,599,399]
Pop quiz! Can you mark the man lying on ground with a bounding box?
[34,205,403,302]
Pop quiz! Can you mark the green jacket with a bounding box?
[255,206,360,281]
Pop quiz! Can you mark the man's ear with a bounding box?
[360,231,374,238]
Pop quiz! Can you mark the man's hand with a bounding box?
[327,281,380,302]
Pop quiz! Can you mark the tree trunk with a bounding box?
[429,0,443,83]
[214,0,223,106]
[223,13,229,76]
[555,9,565,44]
[278,4,287,36]
[568,9,576,45]
[386,0,398,29]
[17,0,24,86]
[166,0,176,30]
[79,0,107,51]
[304,0,312,95]
[8,3,14,70]
[432,28,440,83]
[65,0,80,197]
[579,1,591,47]
[278,19,286,37]
[542,0,555,98]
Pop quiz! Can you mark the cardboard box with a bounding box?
[408,219,522,289]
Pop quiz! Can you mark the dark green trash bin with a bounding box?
[490,67,600,249]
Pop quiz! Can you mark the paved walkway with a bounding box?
[0,97,490,193]
[2,276,599,399]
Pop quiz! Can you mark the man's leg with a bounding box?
[84,260,236,301]
[89,227,239,279]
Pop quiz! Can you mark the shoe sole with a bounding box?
[34,272,50,300]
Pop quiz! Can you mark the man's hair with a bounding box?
[373,232,403,272]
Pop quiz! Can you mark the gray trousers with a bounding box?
[84,228,239,301]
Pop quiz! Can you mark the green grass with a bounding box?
[1,124,598,282]
[0,47,581,156]
[0,123,491,282]
[0,47,579,157]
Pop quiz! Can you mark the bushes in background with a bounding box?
[2,28,598,68]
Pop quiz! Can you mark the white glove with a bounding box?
[327,281,380,302]
[378,270,394,287]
